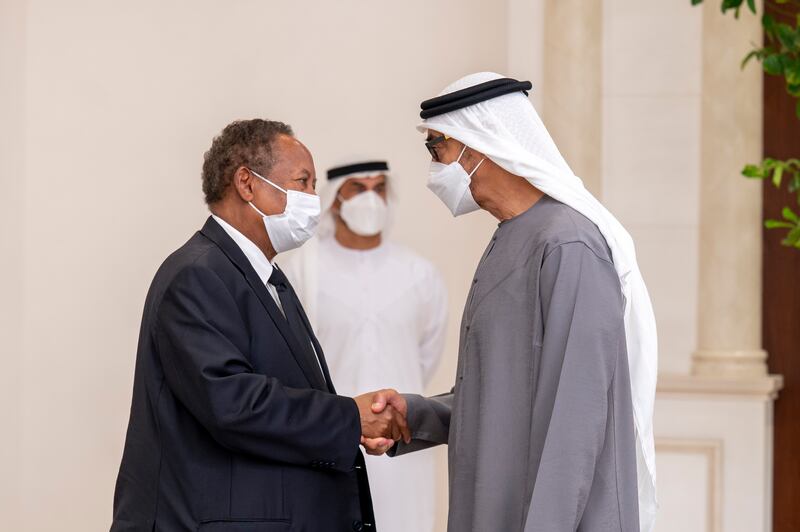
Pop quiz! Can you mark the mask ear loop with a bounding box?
[468,158,485,178]
[455,144,468,164]
[248,200,269,218]
[247,168,288,218]
[335,177,351,206]
[248,168,288,194]
[456,144,484,177]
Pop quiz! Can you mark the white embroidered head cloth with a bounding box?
[315,159,395,239]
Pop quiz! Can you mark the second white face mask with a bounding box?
[427,145,484,217]
[248,169,321,253]
[338,190,388,237]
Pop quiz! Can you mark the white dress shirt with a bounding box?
[211,215,324,375]
[211,215,284,314]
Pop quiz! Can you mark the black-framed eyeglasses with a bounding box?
[425,134,450,161]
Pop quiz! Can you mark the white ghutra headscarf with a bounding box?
[420,72,658,531]
[315,165,396,240]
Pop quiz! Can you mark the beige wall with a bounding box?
[0,1,26,530]
[696,0,763,358]
[2,1,515,530]
[602,0,703,375]
[543,0,603,196]
[507,0,545,111]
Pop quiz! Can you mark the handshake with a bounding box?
[353,389,410,457]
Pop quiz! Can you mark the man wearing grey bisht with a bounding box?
[365,72,658,531]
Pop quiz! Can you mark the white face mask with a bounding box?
[337,190,388,237]
[248,169,321,253]
[427,144,485,217]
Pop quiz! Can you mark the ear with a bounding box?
[232,166,256,202]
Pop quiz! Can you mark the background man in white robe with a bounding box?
[284,160,448,532]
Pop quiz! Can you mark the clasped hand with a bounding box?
[353,389,409,456]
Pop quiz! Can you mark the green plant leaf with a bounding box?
[783,206,800,222]
[742,49,760,69]
[721,0,744,15]
[747,0,756,12]
[796,98,800,120]
[777,24,796,49]
[765,219,796,229]
[764,54,784,75]
[742,164,764,178]
[691,0,703,5]
[781,224,800,246]
[784,59,800,84]
[763,14,777,40]
[790,174,800,193]
[774,164,785,187]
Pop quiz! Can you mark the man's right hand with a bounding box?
[353,389,411,444]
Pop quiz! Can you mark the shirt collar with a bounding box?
[211,214,275,286]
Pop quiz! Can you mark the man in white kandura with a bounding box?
[284,160,448,532]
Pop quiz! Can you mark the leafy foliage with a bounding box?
[743,159,800,246]
[693,0,800,248]
[691,0,758,18]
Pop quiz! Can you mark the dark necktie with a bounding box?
[267,266,323,378]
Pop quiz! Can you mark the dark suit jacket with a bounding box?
[111,217,374,532]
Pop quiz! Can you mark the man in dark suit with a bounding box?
[111,119,409,532]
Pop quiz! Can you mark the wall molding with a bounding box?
[657,373,783,400]
[656,438,723,532]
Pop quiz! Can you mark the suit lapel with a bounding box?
[199,217,328,391]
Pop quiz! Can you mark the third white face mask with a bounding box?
[427,145,485,217]
[338,190,388,237]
